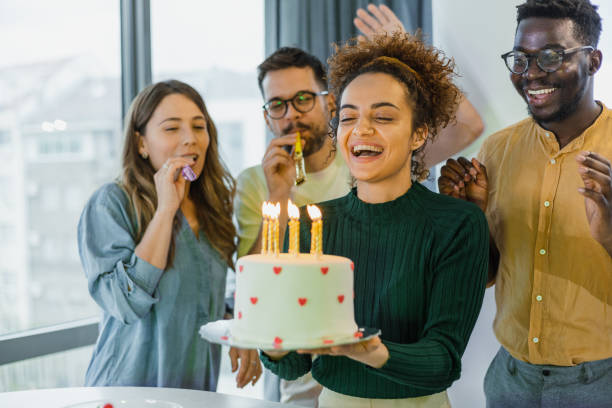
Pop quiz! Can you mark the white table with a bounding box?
[0,386,296,408]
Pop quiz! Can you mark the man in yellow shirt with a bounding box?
[439,1,612,407]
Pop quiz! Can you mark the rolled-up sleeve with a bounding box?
[78,183,164,324]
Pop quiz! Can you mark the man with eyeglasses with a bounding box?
[233,5,485,406]
[438,1,612,406]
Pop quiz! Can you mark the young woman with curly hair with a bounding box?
[261,33,489,408]
[78,80,261,390]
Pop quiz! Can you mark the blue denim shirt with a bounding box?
[78,182,227,390]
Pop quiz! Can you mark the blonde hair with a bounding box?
[121,80,236,269]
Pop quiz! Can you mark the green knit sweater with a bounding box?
[260,182,489,398]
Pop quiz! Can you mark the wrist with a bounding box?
[154,207,177,221]
[268,190,290,203]
[370,343,390,369]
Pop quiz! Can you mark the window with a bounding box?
[0,0,121,359]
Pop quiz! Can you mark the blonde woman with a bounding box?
[78,80,260,390]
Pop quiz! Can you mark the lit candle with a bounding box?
[287,200,300,256]
[261,202,269,255]
[307,205,322,256]
[273,202,281,256]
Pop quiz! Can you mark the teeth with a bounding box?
[352,144,383,154]
[528,88,556,95]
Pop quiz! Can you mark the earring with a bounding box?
[141,152,148,159]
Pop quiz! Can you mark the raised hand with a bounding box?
[297,336,389,369]
[577,151,612,256]
[438,157,489,212]
[262,133,301,202]
[154,156,196,215]
[354,4,406,41]
[229,347,262,388]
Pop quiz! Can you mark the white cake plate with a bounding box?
[199,320,380,351]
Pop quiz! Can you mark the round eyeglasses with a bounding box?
[263,90,329,119]
[501,46,594,74]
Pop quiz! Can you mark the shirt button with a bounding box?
[545,132,550,138]
[539,249,546,255]
[544,201,550,207]
[536,295,543,302]
[533,337,539,343]
[550,159,556,164]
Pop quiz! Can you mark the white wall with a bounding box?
[432,1,612,407]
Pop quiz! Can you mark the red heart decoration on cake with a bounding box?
[273,336,283,349]
[298,298,307,306]
[350,262,354,271]
[354,331,363,338]
[323,339,334,344]
[239,265,244,272]
[273,266,282,275]
[250,297,258,305]
[238,311,242,319]
[321,267,329,275]
[337,295,345,303]
[221,336,229,340]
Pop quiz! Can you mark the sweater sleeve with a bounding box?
[77,184,164,324]
[260,351,313,381]
[367,207,489,391]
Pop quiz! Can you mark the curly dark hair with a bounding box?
[257,47,327,95]
[327,32,460,181]
[517,0,602,47]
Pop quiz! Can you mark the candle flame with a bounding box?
[262,201,269,218]
[307,204,322,220]
[272,202,281,218]
[288,199,300,219]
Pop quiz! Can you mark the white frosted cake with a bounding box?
[232,253,359,349]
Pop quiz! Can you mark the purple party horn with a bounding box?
[181,166,197,181]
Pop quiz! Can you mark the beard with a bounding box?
[282,121,329,157]
[527,75,589,123]
[527,90,583,123]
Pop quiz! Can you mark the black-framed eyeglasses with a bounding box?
[501,46,594,74]
[263,90,329,119]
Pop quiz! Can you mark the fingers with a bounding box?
[367,3,390,26]
[355,8,380,35]
[578,186,609,211]
[438,176,465,199]
[577,151,612,190]
[233,348,262,388]
[354,15,374,37]
[379,4,404,29]
[228,347,239,373]
[158,157,195,182]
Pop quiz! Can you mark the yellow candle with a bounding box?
[273,202,280,256]
[307,205,322,256]
[267,202,274,255]
[288,200,300,255]
[315,220,322,255]
[261,202,269,254]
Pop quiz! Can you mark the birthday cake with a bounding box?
[232,253,360,349]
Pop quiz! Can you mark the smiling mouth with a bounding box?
[527,88,557,96]
[351,144,383,157]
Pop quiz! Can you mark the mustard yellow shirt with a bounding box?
[479,103,612,366]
